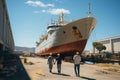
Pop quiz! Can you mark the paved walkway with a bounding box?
[21,57,120,80]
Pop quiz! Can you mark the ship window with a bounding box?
[63,31,66,34]
[48,30,54,35]
[47,25,62,29]
[72,26,77,30]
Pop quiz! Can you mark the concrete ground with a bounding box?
[21,57,120,80]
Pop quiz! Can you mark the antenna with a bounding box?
[51,17,54,24]
[88,2,91,17]
[51,16,55,24]
[58,12,64,24]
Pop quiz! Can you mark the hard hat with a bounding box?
[76,52,79,54]
[57,53,60,56]
[50,52,52,55]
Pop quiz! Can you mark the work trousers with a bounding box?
[74,64,80,76]
[57,64,61,73]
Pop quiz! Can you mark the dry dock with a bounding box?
[21,57,120,80]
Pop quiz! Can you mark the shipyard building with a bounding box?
[92,36,120,54]
[0,0,14,53]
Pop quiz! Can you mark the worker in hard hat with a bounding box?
[73,52,81,77]
[47,52,55,73]
[55,53,62,74]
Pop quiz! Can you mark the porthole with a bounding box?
[72,26,77,30]
[63,31,66,34]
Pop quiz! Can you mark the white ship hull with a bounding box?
[35,17,96,56]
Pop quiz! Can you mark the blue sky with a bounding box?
[6,0,120,50]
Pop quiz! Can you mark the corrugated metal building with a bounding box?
[92,36,120,54]
[0,0,14,53]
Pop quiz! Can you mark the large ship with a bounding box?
[35,4,97,56]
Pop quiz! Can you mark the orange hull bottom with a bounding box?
[36,39,87,56]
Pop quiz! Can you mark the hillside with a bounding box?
[15,46,35,53]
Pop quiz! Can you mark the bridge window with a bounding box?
[72,26,77,30]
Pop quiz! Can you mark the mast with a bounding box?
[58,12,64,24]
[88,2,91,17]
[61,12,64,23]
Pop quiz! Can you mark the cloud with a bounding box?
[25,0,54,7]
[55,0,62,3]
[42,8,70,15]
[25,1,70,15]
[34,11,40,13]
[41,10,46,13]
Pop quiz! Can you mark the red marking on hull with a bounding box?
[36,39,87,56]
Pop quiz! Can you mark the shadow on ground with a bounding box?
[0,51,31,80]
[52,72,71,76]
[80,76,96,80]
